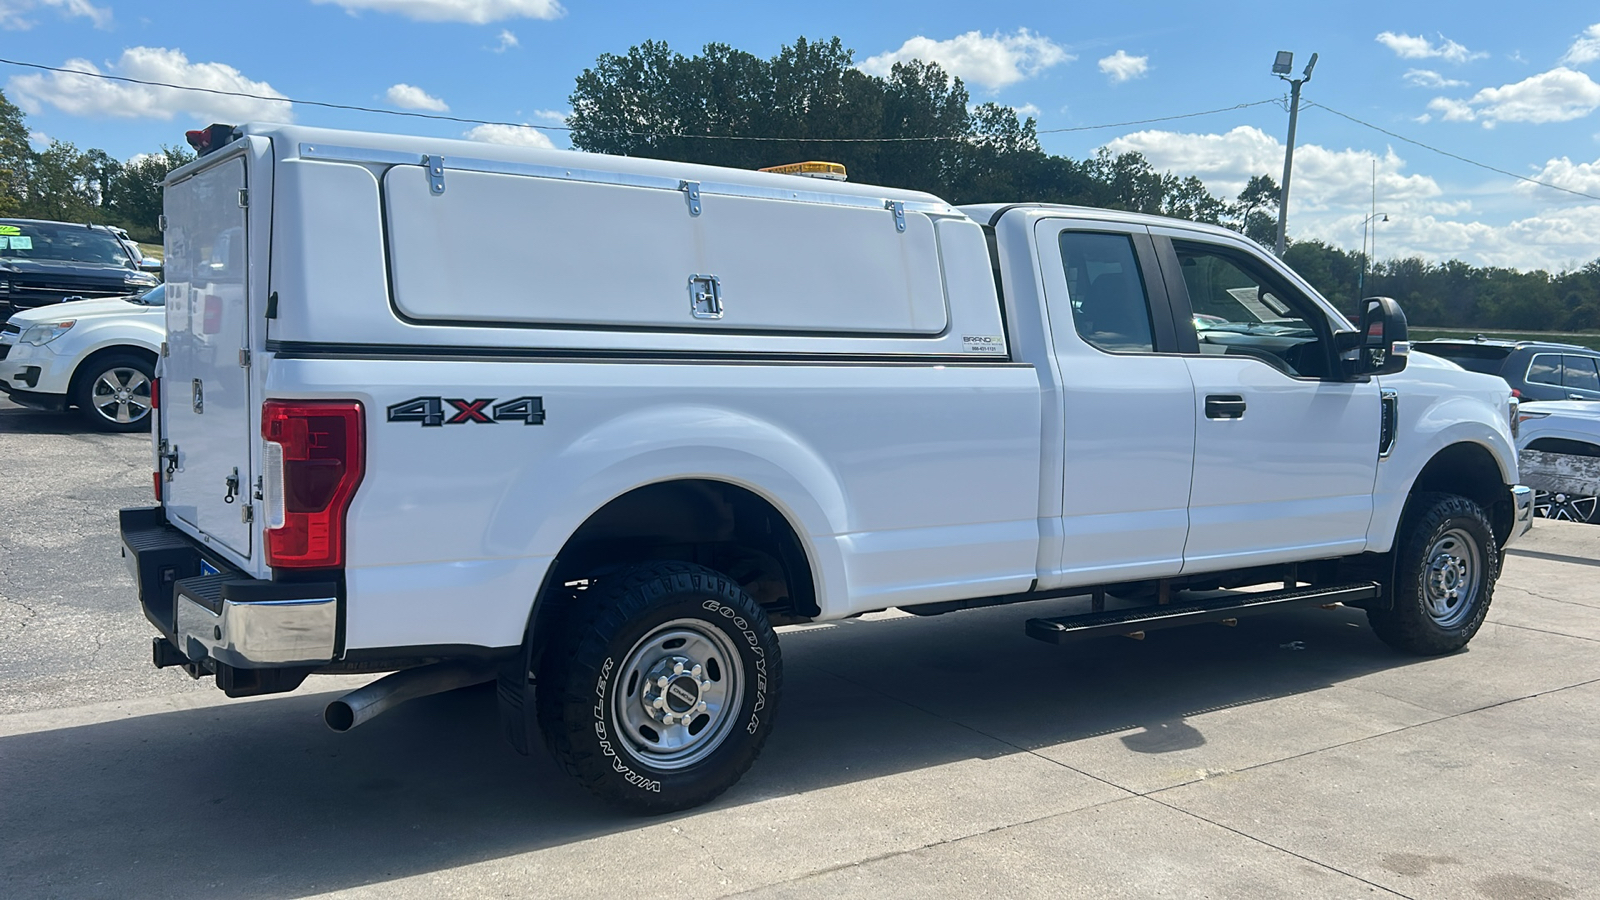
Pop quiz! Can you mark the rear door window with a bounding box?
[1563,355,1600,392]
[1057,232,1157,353]
[1527,354,1563,386]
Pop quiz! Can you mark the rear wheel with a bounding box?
[535,561,781,814]
[1368,492,1498,655]
[74,353,154,432]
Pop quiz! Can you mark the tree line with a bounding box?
[3,36,1597,333]
[1,89,192,244]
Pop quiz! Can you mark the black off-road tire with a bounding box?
[535,561,782,814]
[1368,492,1498,656]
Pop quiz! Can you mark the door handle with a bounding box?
[1205,394,1247,419]
[1571,394,1588,401]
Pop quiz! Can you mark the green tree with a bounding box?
[1230,175,1280,246]
[0,89,31,217]
[106,146,193,242]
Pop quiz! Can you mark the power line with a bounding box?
[0,54,1276,144]
[1306,100,1600,203]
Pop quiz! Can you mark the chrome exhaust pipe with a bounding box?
[324,661,496,732]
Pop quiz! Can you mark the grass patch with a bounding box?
[137,243,163,262]
[1412,328,1600,353]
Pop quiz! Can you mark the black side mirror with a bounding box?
[1337,296,1409,378]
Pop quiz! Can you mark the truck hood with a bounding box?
[6,294,157,326]
[1,258,138,280]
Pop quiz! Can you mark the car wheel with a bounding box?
[1533,490,1599,524]
[1368,492,1498,656]
[535,561,782,814]
[74,353,155,432]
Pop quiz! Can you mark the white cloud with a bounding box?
[494,28,518,52]
[313,0,563,23]
[1427,96,1478,122]
[8,47,294,123]
[0,0,111,30]
[1104,126,1444,212]
[27,129,48,148]
[1434,67,1600,125]
[1404,69,1467,89]
[1098,50,1148,83]
[1011,102,1041,119]
[385,83,448,112]
[859,29,1072,90]
[1523,155,1600,196]
[462,122,554,149]
[1561,23,1600,66]
[1378,205,1600,272]
[1101,124,1600,270]
[1375,31,1486,64]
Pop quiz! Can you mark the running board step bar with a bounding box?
[1025,582,1382,645]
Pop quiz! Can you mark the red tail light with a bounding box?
[203,295,222,334]
[261,400,364,569]
[1510,388,1522,398]
[151,377,160,410]
[152,471,162,502]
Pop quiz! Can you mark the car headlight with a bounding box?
[124,271,159,287]
[19,320,75,346]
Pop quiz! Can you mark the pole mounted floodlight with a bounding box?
[1271,49,1318,257]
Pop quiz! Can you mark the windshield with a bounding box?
[126,283,166,307]
[1420,344,1510,375]
[0,222,134,268]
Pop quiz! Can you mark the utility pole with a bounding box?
[1271,50,1317,257]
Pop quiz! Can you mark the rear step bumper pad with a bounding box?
[120,506,337,668]
[1026,582,1382,645]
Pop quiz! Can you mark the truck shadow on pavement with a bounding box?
[0,597,1431,899]
[0,404,142,438]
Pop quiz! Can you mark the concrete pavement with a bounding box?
[3,395,1598,899]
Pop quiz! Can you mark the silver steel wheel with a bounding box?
[1423,527,1481,628]
[90,367,152,425]
[1533,490,1598,523]
[613,619,744,771]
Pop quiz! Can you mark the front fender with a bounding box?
[1368,387,1517,552]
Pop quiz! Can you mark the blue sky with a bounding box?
[4,0,1600,271]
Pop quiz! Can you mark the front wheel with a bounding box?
[73,353,154,432]
[1533,489,1599,524]
[1368,492,1498,655]
[536,561,782,814]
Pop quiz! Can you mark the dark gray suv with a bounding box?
[1415,337,1600,402]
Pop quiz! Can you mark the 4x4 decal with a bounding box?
[387,396,545,426]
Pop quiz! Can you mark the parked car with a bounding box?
[0,218,161,319]
[106,225,164,279]
[1517,400,1600,523]
[0,283,164,431]
[1414,337,1600,402]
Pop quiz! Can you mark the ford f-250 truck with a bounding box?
[120,123,1533,813]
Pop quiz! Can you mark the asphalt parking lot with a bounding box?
[3,393,1600,900]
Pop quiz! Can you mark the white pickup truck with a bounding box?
[121,123,1533,813]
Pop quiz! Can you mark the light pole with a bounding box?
[1358,212,1388,297]
[1271,50,1318,257]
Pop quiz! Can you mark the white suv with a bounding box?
[0,284,164,431]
